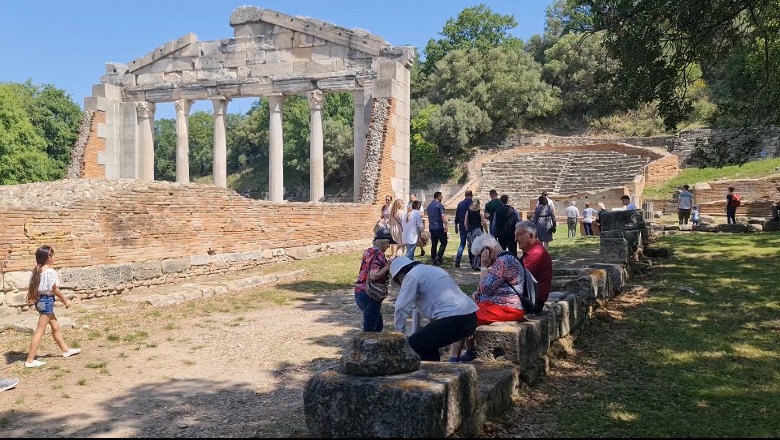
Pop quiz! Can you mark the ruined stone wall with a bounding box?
[0,179,375,308]
[669,127,780,166]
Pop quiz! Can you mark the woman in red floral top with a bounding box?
[354,229,394,331]
[448,234,525,362]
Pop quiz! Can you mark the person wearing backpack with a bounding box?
[515,220,552,308]
[447,234,526,363]
[493,195,520,256]
[726,186,741,224]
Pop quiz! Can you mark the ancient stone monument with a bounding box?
[70,6,414,204]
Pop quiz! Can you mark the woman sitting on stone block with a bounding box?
[447,234,526,363]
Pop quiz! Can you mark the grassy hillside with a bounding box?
[643,158,780,199]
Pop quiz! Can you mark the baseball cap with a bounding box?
[374,228,396,244]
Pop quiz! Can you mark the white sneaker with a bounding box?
[62,348,81,358]
[0,378,19,392]
[24,360,46,368]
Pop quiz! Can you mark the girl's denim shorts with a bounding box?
[35,295,55,314]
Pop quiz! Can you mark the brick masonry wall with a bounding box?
[0,179,376,283]
[82,111,106,178]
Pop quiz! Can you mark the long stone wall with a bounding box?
[0,179,376,310]
[669,127,780,166]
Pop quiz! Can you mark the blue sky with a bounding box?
[0,1,552,119]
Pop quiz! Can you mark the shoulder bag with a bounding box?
[365,253,388,302]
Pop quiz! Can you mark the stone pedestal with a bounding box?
[304,332,479,438]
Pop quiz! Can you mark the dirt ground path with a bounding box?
[0,246,602,438]
[0,267,375,438]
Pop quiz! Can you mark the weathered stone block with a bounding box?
[599,210,646,232]
[694,223,720,232]
[60,264,133,290]
[718,223,748,233]
[190,255,210,266]
[339,332,420,376]
[601,229,642,250]
[473,318,549,369]
[2,271,30,291]
[764,220,780,232]
[286,246,309,260]
[586,263,627,293]
[161,258,190,273]
[304,364,478,438]
[132,261,162,280]
[600,238,629,264]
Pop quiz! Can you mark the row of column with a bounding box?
[135,89,336,203]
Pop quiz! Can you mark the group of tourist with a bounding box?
[354,214,553,363]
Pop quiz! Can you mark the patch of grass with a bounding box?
[88,330,102,340]
[164,323,179,331]
[644,158,780,199]
[122,331,149,343]
[551,232,780,437]
[70,340,81,348]
[118,352,127,358]
[146,343,158,348]
[0,418,9,429]
[76,378,87,386]
[52,384,62,390]
[182,360,195,366]
[86,361,107,369]
[106,334,120,342]
[62,393,71,399]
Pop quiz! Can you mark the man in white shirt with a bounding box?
[677,185,694,225]
[390,256,478,361]
[565,201,580,238]
[402,201,424,260]
[581,203,597,236]
[621,195,637,210]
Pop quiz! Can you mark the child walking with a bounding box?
[25,245,81,368]
[691,205,701,227]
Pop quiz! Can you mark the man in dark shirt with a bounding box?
[426,191,448,266]
[484,190,501,237]
[453,190,473,268]
[493,194,519,256]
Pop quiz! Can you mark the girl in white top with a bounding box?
[25,245,81,368]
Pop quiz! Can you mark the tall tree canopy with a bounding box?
[0,84,61,184]
[421,4,523,76]
[563,0,780,129]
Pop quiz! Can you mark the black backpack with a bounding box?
[502,252,542,315]
[497,206,519,237]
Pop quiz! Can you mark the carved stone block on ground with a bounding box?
[599,210,646,232]
[599,238,629,264]
[304,363,479,438]
[473,316,550,369]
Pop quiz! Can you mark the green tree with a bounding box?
[4,81,81,177]
[153,119,176,181]
[428,47,561,136]
[188,111,215,178]
[0,84,60,184]
[421,4,523,75]
[541,31,620,126]
[564,0,780,130]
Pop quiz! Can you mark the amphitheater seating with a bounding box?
[478,151,651,209]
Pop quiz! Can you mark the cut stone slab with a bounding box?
[339,332,420,376]
[304,363,479,438]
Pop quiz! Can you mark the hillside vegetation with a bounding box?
[643,158,780,199]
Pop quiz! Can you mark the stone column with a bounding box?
[352,80,373,202]
[308,90,325,202]
[136,101,156,181]
[268,93,285,202]
[174,99,192,183]
[212,98,229,188]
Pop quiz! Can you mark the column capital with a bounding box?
[307,90,325,111]
[135,101,156,120]
[211,97,230,116]
[174,99,192,116]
